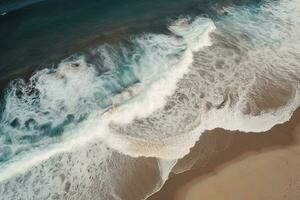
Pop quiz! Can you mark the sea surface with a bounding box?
[0,0,299,199]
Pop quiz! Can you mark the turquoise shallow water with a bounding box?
[0,0,206,164]
[0,0,264,164]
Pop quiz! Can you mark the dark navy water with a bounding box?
[0,0,194,85]
[0,0,262,87]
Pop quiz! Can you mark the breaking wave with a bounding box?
[0,0,300,199]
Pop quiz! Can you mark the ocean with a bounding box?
[0,0,299,199]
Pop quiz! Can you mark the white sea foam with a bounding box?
[0,16,216,181]
[100,0,300,159]
[1,0,300,199]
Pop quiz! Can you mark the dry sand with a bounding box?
[148,107,300,200]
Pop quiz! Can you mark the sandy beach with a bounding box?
[148,107,300,200]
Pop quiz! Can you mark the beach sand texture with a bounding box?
[149,107,300,200]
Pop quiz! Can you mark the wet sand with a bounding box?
[148,107,300,200]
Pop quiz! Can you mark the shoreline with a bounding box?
[148,106,300,200]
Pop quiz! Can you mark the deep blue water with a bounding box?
[0,0,196,86]
[0,0,262,87]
